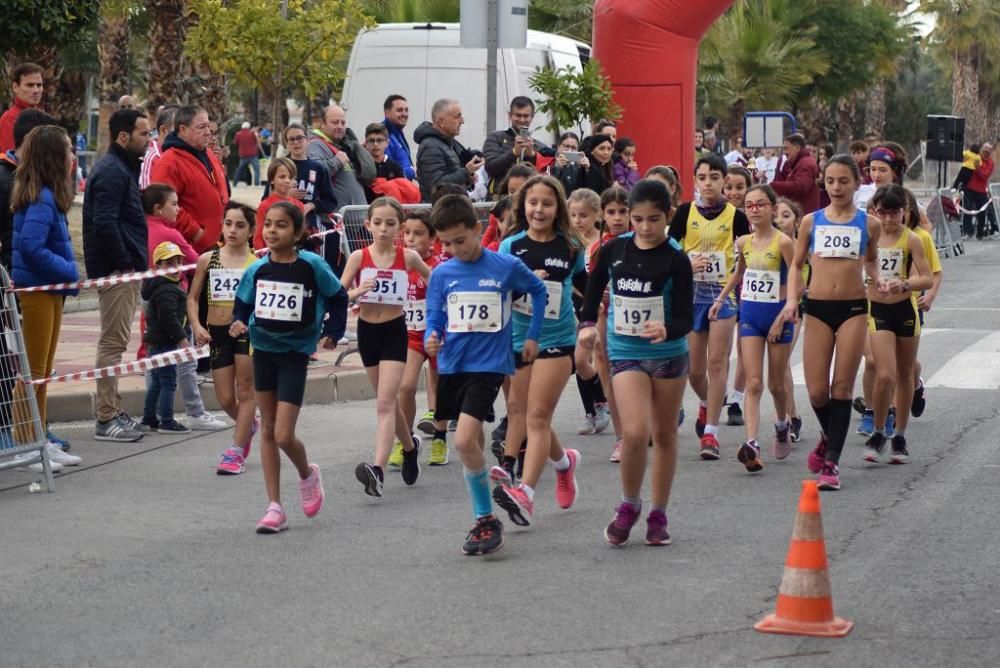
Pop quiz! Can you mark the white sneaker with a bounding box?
[46,442,81,466]
[593,403,611,433]
[13,451,63,473]
[187,412,227,431]
[577,415,596,435]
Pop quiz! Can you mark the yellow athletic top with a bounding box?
[743,232,783,274]
[206,247,257,308]
[683,202,737,283]
[911,227,941,274]
[876,227,911,283]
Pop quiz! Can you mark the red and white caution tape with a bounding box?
[954,197,994,215]
[31,345,209,385]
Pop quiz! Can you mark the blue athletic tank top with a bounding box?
[809,208,869,258]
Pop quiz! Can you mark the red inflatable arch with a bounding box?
[592,0,734,192]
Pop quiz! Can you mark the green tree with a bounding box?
[529,59,620,136]
[529,0,593,43]
[367,0,459,23]
[185,0,373,138]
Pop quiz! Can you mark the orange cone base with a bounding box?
[755,613,853,638]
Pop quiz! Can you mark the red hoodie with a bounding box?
[0,98,38,153]
[150,138,229,253]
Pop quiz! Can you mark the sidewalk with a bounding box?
[45,309,372,423]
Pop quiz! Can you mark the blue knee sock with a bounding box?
[464,467,492,519]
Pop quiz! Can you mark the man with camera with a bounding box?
[482,96,553,192]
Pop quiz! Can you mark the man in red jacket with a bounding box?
[965,142,996,239]
[149,106,228,253]
[771,132,820,214]
[0,63,45,153]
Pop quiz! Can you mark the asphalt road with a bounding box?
[2,242,999,668]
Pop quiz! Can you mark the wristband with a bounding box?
[577,320,596,331]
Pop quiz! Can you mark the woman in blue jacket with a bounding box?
[11,125,79,442]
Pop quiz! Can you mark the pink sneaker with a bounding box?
[242,416,260,459]
[255,504,288,534]
[555,448,581,509]
[492,484,533,526]
[817,461,841,490]
[807,435,828,474]
[609,438,623,463]
[216,447,246,475]
[299,463,324,518]
[489,464,513,487]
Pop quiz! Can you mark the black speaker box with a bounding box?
[926,115,965,162]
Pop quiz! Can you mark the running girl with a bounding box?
[188,202,260,474]
[862,184,933,465]
[578,179,692,546]
[340,196,430,497]
[723,164,754,427]
[491,175,587,526]
[780,155,887,491]
[231,202,347,532]
[709,185,796,472]
[775,197,806,442]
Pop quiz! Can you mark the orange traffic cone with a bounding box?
[755,480,853,637]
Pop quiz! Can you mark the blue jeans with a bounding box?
[234,157,260,186]
[143,344,178,424]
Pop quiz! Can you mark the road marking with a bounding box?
[925,332,1000,390]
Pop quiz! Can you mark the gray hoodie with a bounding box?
[307,127,376,209]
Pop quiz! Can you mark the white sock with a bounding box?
[731,391,744,406]
[699,399,707,408]
[552,453,570,471]
[775,418,788,429]
[705,424,719,437]
[522,483,535,501]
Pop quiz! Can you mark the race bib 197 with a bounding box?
[814,225,861,259]
[358,268,407,305]
[511,280,561,320]
[255,280,304,322]
[209,268,243,302]
[612,294,664,337]
[447,291,502,333]
[741,268,780,303]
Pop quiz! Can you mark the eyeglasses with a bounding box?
[874,208,903,217]
[367,137,387,145]
[286,135,307,142]
[745,202,772,211]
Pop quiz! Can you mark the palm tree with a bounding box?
[698,0,829,139]
[865,0,914,138]
[529,0,594,43]
[145,0,187,117]
[97,1,131,153]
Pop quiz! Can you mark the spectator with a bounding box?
[233,122,261,186]
[770,132,820,214]
[75,131,89,179]
[581,133,616,194]
[253,158,307,250]
[414,98,482,202]
[965,142,995,239]
[383,94,415,180]
[150,105,229,253]
[703,130,723,157]
[118,95,136,110]
[694,129,709,159]
[0,109,56,273]
[267,123,337,230]
[143,184,198,272]
[0,62,44,153]
[140,104,178,189]
[756,147,779,184]
[260,123,274,158]
[850,140,872,185]
[83,108,152,441]
[482,96,553,191]
[10,126,80,453]
[612,137,640,190]
[549,131,590,196]
[594,120,617,143]
[724,136,753,167]
[362,122,415,203]
[308,104,375,209]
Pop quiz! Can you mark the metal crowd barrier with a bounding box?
[925,188,964,259]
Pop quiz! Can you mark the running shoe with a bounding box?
[388,440,404,468]
[695,404,707,438]
[863,432,887,463]
[140,418,159,432]
[727,402,745,426]
[188,412,227,431]
[817,461,841,491]
[355,463,384,497]
[807,434,828,474]
[645,510,671,546]
[158,419,190,433]
[889,434,910,464]
[593,403,611,433]
[489,464,514,488]
[299,463,324,517]
[94,416,143,442]
[15,452,62,473]
[699,434,720,460]
[493,484,533,526]
[256,504,288,534]
[911,379,926,418]
[790,416,803,443]
[773,423,792,461]
[46,431,71,451]
[216,447,246,475]
[577,414,597,435]
[856,409,874,437]
[885,408,896,438]
[737,440,763,473]
[555,449,581,509]
[242,416,260,459]
[604,502,641,546]
[609,437,623,463]
[45,442,81,466]
[447,419,458,432]
[490,416,508,444]
[417,410,437,435]
[490,439,506,466]
[428,437,449,466]
[678,407,685,427]
[401,438,421,485]
[462,515,504,556]
[852,397,867,415]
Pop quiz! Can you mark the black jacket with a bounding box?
[0,152,16,272]
[414,121,471,202]
[141,276,189,347]
[83,143,148,277]
[482,127,553,184]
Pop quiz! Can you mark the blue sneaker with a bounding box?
[856,410,874,437]
[885,408,896,438]
[0,430,14,450]
[47,430,71,451]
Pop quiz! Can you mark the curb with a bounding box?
[47,367,402,424]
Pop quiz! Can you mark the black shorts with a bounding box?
[357,316,408,368]
[253,350,309,406]
[868,299,920,338]
[513,344,576,370]
[806,298,868,333]
[435,372,504,422]
[208,324,250,370]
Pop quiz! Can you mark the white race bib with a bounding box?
[209,268,243,302]
[741,268,780,303]
[447,292,502,333]
[358,268,408,305]
[612,295,664,337]
[404,299,427,331]
[689,251,727,282]
[878,248,904,280]
[814,225,861,259]
[255,280,304,322]
[511,280,562,320]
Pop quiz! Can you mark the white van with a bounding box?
[341,22,591,150]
